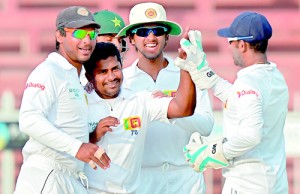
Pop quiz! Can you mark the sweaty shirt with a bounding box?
[19,52,88,172]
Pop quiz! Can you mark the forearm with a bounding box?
[20,111,82,157]
[212,78,233,103]
[168,70,196,118]
[174,112,214,136]
[223,94,264,160]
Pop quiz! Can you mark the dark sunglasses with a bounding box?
[130,26,169,37]
[64,28,98,40]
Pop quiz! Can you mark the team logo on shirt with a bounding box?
[236,89,259,98]
[124,116,141,130]
[69,88,81,99]
[163,90,176,97]
[124,116,141,136]
[88,122,98,131]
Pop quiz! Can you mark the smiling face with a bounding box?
[56,25,97,68]
[130,24,169,60]
[91,56,123,99]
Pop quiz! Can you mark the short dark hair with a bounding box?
[56,28,66,50]
[248,40,269,53]
[83,42,122,76]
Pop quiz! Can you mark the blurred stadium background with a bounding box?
[0,0,299,193]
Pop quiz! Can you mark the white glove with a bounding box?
[183,132,229,172]
[174,30,221,90]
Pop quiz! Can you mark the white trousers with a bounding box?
[14,154,88,194]
[136,163,205,194]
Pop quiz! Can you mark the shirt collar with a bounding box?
[130,55,179,73]
[237,62,276,77]
[86,86,132,104]
[47,52,78,71]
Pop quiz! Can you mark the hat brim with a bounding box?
[117,21,182,37]
[217,27,234,38]
[64,21,101,29]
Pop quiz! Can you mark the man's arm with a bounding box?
[166,28,197,119]
[167,69,196,119]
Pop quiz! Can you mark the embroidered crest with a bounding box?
[77,7,89,16]
[145,8,157,19]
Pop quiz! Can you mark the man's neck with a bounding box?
[137,55,168,81]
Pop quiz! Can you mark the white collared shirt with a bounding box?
[84,88,172,193]
[19,52,88,172]
[214,62,289,193]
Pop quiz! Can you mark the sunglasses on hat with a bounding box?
[64,28,98,40]
[130,26,169,37]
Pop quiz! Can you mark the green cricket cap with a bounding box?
[93,10,126,36]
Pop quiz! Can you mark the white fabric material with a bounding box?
[122,56,214,194]
[139,166,205,194]
[84,88,172,193]
[18,52,88,172]
[14,155,88,194]
[16,52,88,193]
[215,63,289,194]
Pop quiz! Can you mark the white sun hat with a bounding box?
[117,2,182,37]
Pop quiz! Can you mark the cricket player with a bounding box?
[81,10,127,89]
[118,2,214,193]
[177,12,289,194]
[94,10,127,54]
[14,6,110,194]
[82,41,196,193]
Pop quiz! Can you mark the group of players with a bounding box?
[14,2,289,194]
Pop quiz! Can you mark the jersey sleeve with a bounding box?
[143,91,172,123]
[212,78,233,103]
[19,65,82,157]
[222,81,264,160]
[170,88,214,136]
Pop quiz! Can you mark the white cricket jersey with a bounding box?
[19,52,88,172]
[84,88,172,193]
[122,57,214,194]
[214,63,289,193]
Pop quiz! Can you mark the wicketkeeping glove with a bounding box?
[183,132,229,172]
[174,30,221,90]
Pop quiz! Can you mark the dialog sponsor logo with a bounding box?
[25,82,45,91]
[237,90,258,98]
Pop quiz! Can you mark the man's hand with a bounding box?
[183,132,229,172]
[76,143,111,170]
[174,30,221,90]
[90,116,119,144]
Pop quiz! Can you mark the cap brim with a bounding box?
[65,21,101,29]
[217,27,234,38]
[117,21,182,37]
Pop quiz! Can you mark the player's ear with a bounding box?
[121,39,127,52]
[56,30,63,44]
[165,34,169,42]
[129,36,135,45]
[164,34,169,47]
